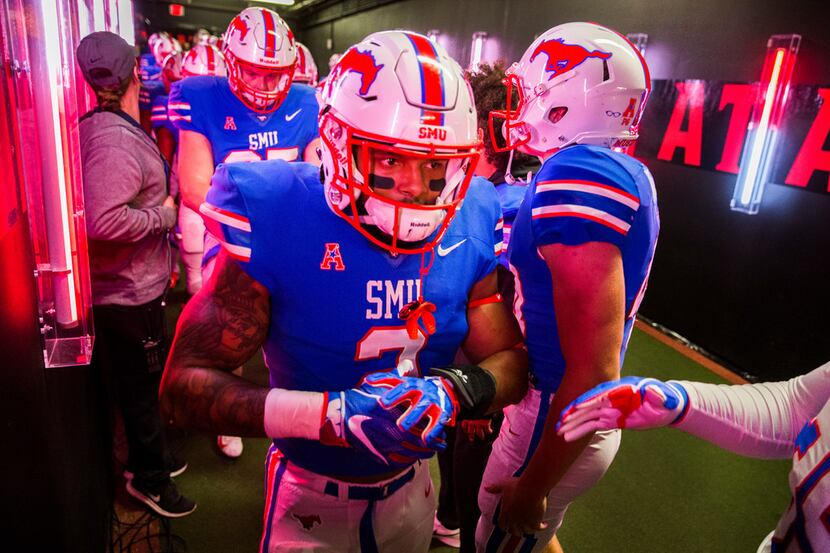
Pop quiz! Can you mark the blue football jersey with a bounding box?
[202,161,501,477]
[168,76,319,167]
[139,79,165,113]
[508,144,659,392]
[495,181,526,267]
[150,94,177,140]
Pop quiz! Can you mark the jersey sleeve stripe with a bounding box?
[532,205,631,235]
[169,114,192,122]
[200,202,252,232]
[494,241,504,256]
[151,105,167,113]
[150,115,168,121]
[536,180,640,210]
[218,240,252,263]
[168,102,191,110]
[495,217,504,231]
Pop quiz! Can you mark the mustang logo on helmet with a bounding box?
[228,17,250,43]
[530,38,611,80]
[331,48,384,96]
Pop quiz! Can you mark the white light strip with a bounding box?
[470,32,487,71]
[739,49,785,206]
[249,0,295,5]
[77,0,91,38]
[40,0,78,323]
[93,0,106,31]
[117,0,135,44]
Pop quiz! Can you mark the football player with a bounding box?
[154,44,227,296]
[160,30,528,552]
[138,32,173,134]
[475,22,657,553]
[557,361,830,552]
[169,7,320,458]
[293,42,318,87]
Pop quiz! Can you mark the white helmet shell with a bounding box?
[152,33,182,67]
[182,44,227,77]
[222,7,297,112]
[498,21,650,156]
[318,30,480,254]
[294,42,318,86]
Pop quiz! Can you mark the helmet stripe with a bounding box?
[262,9,276,58]
[206,44,215,72]
[405,33,445,126]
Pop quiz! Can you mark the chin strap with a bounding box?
[399,249,437,340]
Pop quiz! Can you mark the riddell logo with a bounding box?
[530,38,612,81]
[418,126,447,141]
[330,48,384,96]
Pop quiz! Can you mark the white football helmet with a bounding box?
[152,33,182,67]
[294,43,318,86]
[160,52,183,91]
[490,21,651,157]
[318,31,481,255]
[222,7,297,113]
[182,44,227,78]
[193,28,211,46]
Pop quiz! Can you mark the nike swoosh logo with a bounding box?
[348,415,388,465]
[437,239,467,257]
[285,108,302,122]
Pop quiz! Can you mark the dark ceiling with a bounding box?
[135,0,403,36]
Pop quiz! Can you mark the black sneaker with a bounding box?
[123,457,188,481]
[126,479,197,518]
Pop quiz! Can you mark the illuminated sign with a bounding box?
[169,3,184,17]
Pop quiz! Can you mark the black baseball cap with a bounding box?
[76,31,138,90]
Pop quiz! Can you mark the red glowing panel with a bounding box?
[169,3,184,17]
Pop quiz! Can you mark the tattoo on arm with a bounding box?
[161,251,272,436]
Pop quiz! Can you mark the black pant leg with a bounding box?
[454,413,503,553]
[436,424,459,529]
[94,296,171,492]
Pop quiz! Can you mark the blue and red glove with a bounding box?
[319,377,434,467]
[359,360,458,450]
[556,376,689,442]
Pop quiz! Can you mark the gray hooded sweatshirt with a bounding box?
[80,110,177,306]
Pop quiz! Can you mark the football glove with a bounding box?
[362,371,459,450]
[319,378,433,467]
[556,376,689,442]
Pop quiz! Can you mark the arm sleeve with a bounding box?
[671,361,830,459]
[150,95,169,131]
[168,80,206,134]
[83,134,175,242]
[530,149,640,251]
[201,164,256,277]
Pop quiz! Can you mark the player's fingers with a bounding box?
[560,418,608,442]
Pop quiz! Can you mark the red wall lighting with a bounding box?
[169,3,185,17]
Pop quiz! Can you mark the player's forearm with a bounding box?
[673,362,830,458]
[180,174,211,212]
[160,365,269,436]
[478,348,529,413]
[517,390,593,498]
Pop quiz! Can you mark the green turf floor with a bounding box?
[163,288,790,552]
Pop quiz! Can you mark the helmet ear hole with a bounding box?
[548,106,568,124]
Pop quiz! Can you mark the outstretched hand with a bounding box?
[556,376,688,442]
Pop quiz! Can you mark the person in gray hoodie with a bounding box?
[77,31,195,518]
